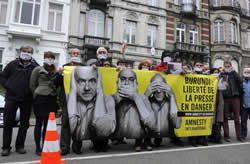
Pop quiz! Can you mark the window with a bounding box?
[79,12,85,37]
[124,21,136,44]
[88,9,104,37]
[230,21,237,43]
[196,0,200,10]
[214,20,224,42]
[190,25,199,44]
[48,3,63,32]
[14,0,40,25]
[107,17,113,39]
[231,0,236,7]
[174,0,179,5]
[247,31,250,49]
[213,0,221,7]
[0,48,3,63]
[148,0,158,6]
[232,59,238,72]
[247,0,250,15]
[0,0,8,24]
[147,24,157,47]
[213,59,224,68]
[176,23,186,42]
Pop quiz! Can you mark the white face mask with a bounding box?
[193,67,202,72]
[20,52,32,61]
[71,56,82,64]
[243,73,250,78]
[211,73,219,77]
[97,54,107,60]
[163,57,171,63]
[44,58,55,66]
[142,68,149,71]
[224,68,232,73]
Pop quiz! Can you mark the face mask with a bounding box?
[97,54,107,60]
[203,70,210,75]
[211,73,219,77]
[193,67,202,73]
[71,56,82,64]
[243,73,250,78]
[163,57,171,63]
[224,68,232,73]
[44,58,55,66]
[20,52,32,61]
[142,68,149,71]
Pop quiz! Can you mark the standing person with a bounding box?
[0,46,39,156]
[60,48,85,155]
[241,68,250,141]
[117,59,126,68]
[220,61,243,142]
[30,52,59,156]
[154,51,171,73]
[209,68,224,143]
[189,61,208,146]
[92,47,115,67]
[138,59,152,71]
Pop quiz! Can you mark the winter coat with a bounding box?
[220,71,242,98]
[29,66,59,98]
[242,79,250,109]
[0,58,39,101]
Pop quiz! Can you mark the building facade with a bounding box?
[69,0,168,68]
[210,0,250,73]
[0,0,70,68]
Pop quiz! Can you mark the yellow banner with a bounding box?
[64,66,218,137]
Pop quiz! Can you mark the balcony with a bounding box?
[83,35,109,48]
[175,42,208,55]
[180,3,197,17]
[210,0,241,12]
[87,0,110,6]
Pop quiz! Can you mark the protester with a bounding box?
[220,60,243,142]
[188,61,208,146]
[138,59,152,70]
[241,68,250,141]
[0,46,39,156]
[103,59,111,67]
[30,52,60,156]
[92,47,115,67]
[202,63,210,75]
[154,51,171,72]
[209,68,224,143]
[117,59,126,68]
[60,48,85,155]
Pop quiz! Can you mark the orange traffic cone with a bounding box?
[35,112,66,164]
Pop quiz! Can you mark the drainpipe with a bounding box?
[208,0,212,68]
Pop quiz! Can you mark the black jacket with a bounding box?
[220,70,242,98]
[0,58,39,101]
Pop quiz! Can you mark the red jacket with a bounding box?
[154,63,168,72]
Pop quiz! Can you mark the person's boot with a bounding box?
[72,141,82,154]
[154,138,162,147]
[1,148,11,156]
[15,148,26,154]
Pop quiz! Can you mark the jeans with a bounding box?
[241,107,250,138]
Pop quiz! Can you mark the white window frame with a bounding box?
[107,17,113,39]
[87,9,105,37]
[196,0,200,10]
[14,0,41,25]
[125,21,136,44]
[174,0,179,5]
[47,3,63,32]
[213,0,221,7]
[247,0,250,15]
[247,31,250,49]
[79,12,85,37]
[230,21,237,43]
[147,24,157,47]
[176,23,186,43]
[214,20,224,43]
[148,0,158,6]
[0,0,8,25]
[0,48,3,64]
[190,25,199,44]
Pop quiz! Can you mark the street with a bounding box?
[0,121,249,164]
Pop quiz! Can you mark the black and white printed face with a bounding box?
[151,75,165,102]
[75,67,97,102]
[118,70,136,88]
